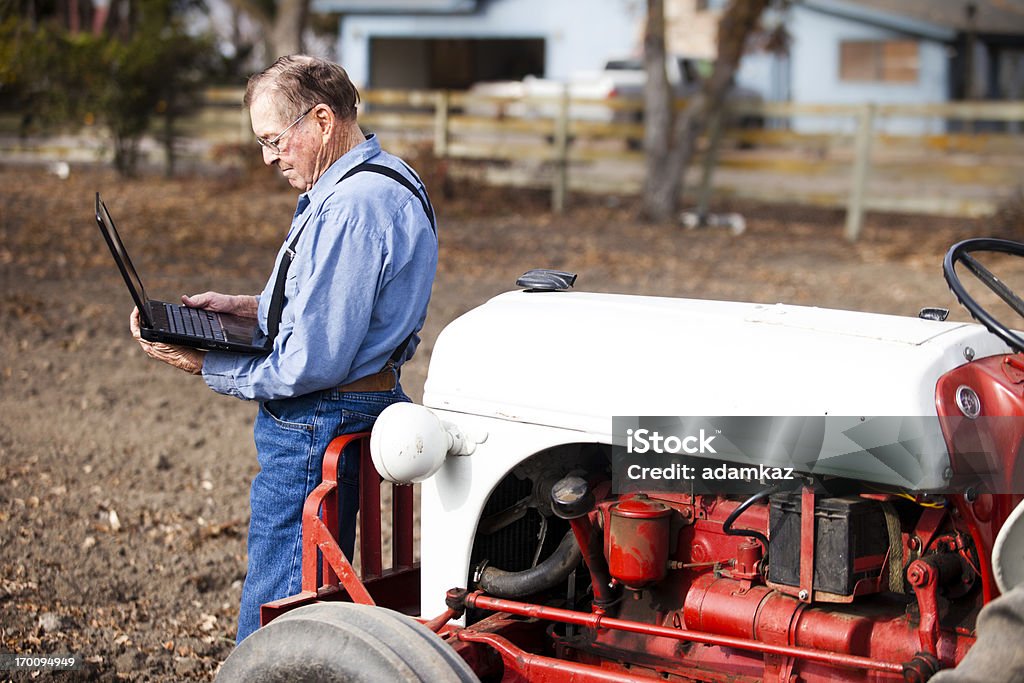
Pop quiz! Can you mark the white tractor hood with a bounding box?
[423,291,1009,437]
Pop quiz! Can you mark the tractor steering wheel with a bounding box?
[943,238,1024,354]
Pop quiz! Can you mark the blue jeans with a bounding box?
[236,382,409,642]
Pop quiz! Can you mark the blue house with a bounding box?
[315,0,1024,134]
[737,0,954,133]
[314,0,645,90]
[742,0,1024,133]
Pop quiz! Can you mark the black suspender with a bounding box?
[264,215,310,344]
[264,162,436,362]
[347,162,436,236]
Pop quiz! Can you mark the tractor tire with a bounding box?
[216,603,480,683]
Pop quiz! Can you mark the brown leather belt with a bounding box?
[338,368,397,393]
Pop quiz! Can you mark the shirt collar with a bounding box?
[300,133,381,210]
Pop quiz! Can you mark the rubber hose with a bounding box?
[722,485,782,554]
[477,530,582,598]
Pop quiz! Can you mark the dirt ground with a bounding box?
[0,157,1019,681]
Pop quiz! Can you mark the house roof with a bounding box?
[802,0,956,40]
[314,0,479,13]
[316,0,1024,37]
[829,0,1024,36]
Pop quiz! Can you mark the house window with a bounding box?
[839,40,919,82]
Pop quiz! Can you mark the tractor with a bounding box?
[217,238,1024,682]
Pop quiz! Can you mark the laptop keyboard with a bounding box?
[157,303,227,342]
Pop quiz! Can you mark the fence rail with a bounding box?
[6,86,1022,238]
[343,89,1024,238]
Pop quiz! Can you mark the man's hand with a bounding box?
[183,292,259,319]
[130,308,206,375]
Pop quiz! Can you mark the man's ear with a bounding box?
[312,104,335,140]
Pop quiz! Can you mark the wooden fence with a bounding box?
[346,89,1024,239]
[8,86,1019,239]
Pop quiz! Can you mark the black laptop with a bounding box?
[94,193,268,354]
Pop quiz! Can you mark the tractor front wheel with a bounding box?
[216,602,480,683]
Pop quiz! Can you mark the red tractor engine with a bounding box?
[482,482,988,682]
[399,420,1020,683]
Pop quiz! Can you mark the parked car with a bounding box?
[465,55,764,127]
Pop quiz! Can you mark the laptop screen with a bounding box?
[95,193,152,326]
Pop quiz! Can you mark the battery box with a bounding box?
[767,493,889,597]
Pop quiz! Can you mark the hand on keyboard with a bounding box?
[182,292,259,319]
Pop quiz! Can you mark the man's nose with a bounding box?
[261,145,278,166]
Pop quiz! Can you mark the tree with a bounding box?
[642,0,769,221]
[224,0,311,60]
[0,0,217,176]
[99,23,216,176]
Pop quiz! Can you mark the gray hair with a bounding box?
[245,55,360,122]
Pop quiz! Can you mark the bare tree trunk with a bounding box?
[270,0,309,57]
[642,0,769,222]
[226,0,310,61]
[643,0,676,219]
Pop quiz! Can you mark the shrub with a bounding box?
[0,11,216,176]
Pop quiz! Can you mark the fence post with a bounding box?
[695,109,724,224]
[433,90,449,158]
[552,84,570,213]
[845,102,876,242]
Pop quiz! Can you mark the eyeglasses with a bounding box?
[256,106,315,154]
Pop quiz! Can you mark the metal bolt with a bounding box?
[964,347,976,361]
[965,487,977,502]
[907,560,932,587]
[798,589,809,601]
[943,467,954,481]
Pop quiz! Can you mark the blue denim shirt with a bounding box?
[201,135,437,401]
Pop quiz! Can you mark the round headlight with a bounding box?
[370,403,451,484]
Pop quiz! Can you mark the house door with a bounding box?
[369,37,545,89]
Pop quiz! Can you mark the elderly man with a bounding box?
[130,55,437,642]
